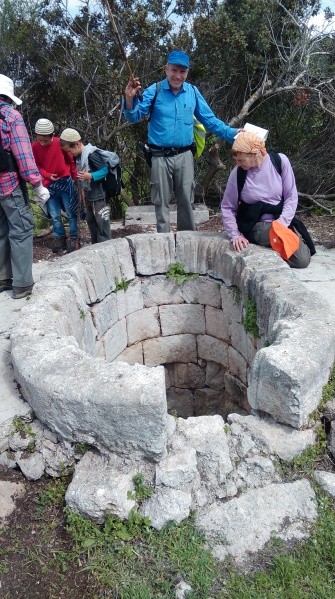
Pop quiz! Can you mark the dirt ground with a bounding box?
[0,208,334,598]
[32,210,335,264]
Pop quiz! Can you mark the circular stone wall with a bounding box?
[11,232,335,462]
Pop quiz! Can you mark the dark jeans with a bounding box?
[47,187,77,238]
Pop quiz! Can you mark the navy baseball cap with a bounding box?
[167,50,190,68]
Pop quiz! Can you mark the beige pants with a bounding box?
[252,221,311,269]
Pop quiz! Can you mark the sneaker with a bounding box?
[12,284,34,299]
[67,237,78,253]
[0,279,13,292]
[52,236,67,253]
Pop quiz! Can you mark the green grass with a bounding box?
[64,508,218,598]
[18,458,334,598]
[218,492,335,599]
[316,363,335,411]
[2,366,335,597]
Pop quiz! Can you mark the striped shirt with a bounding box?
[0,101,41,197]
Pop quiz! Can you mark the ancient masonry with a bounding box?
[6,232,335,564]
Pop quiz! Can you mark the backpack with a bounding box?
[149,81,206,159]
[104,163,122,198]
[96,149,122,197]
[0,110,16,173]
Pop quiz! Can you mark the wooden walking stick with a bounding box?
[75,183,86,251]
[103,0,143,100]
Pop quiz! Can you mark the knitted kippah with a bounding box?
[35,119,54,135]
[60,128,81,142]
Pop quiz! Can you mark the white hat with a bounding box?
[0,74,22,105]
[60,128,81,142]
[35,118,54,135]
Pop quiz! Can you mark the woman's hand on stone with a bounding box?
[232,236,249,252]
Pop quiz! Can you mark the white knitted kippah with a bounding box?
[35,118,54,135]
[60,128,81,142]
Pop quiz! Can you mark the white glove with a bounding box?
[34,183,50,206]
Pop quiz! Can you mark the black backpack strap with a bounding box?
[290,217,316,256]
[0,106,17,172]
[148,81,161,122]
[191,84,198,108]
[0,106,6,145]
[268,150,282,176]
[237,167,247,201]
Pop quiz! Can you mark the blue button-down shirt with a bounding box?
[123,78,237,147]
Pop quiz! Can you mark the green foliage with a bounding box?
[11,416,36,438]
[27,440,36,452]
[1,0,334,202]
[65,507,151,550]
[319,363,335,408]
[243,298,260,338]
[280,426,327,479]
[166,263,200,285]
[75,442,94,454]
[79,309,86,319]
[64,509,217,597]
[128,472,154,502]
[36,477,69,510]
[311,205,329,216]
[231,285,242,304]
[115,278,130,292]
[11,416,26,434]
[30,201,50,236]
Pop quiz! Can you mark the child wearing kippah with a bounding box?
[32,119,78,253]
[60,129,112,244]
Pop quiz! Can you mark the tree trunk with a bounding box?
[195,142,226,200]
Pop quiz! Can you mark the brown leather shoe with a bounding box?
[12,284,34,299]
[0,279,13,292]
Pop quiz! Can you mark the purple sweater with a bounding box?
[221,153,298,241]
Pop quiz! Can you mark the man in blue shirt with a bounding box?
[124,50,239,232]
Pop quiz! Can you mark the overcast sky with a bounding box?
[65,0,335,26]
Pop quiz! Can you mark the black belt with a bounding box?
[148,144,194,157]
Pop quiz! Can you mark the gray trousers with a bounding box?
[0,185,34,286]
[150,151,196,232]
[252,222,311,269]
[86,199,111,244]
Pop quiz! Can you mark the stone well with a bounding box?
[9,232,335,561]
[11,232,335,463]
